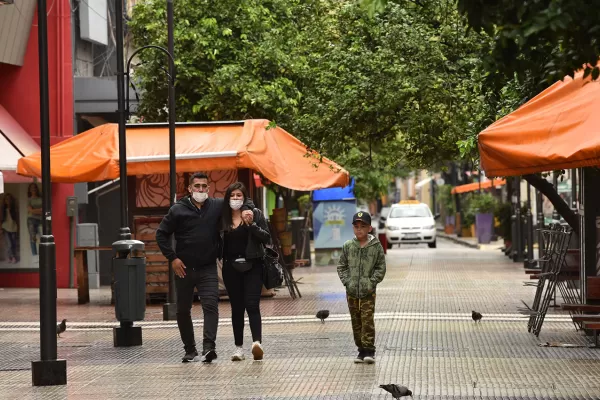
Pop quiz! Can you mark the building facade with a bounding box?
[0,0,74,287]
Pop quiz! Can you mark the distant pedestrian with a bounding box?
[337,211,386,364]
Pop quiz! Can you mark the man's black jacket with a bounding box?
[155,196,254,267]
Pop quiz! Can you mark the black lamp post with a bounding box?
[552,172,560,221]
[524,182,535,267]
[125,3,177,321]
[536,188,544,260]
[512,176,524,262]
[31,0,67,385]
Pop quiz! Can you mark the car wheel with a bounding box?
[387,243,393,250]
[428,240,437,249]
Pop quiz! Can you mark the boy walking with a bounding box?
[337,211,386,364]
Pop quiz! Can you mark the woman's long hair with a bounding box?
[222,182,249,232]
[2,194,18,223]
[28,183,40,198]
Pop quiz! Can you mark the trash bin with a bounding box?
[112,239,146,322]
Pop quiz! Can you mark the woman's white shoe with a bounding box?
[251,341,264,360]
[231,347,245,361]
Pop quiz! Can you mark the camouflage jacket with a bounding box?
[337,235,386,299]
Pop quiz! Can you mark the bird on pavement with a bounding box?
[316,310,329,323]
[472,310,483,323]
[56,319,67,337]
[380,384,413,398]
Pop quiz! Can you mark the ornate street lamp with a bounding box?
[124,0,178,321]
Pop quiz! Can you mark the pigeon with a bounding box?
[56,319,67,337]
[472,310,483,323]
[380,384,413,398]
[316,310,329,323]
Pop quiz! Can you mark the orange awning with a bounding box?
[479,70,600,177]
[17,119,349,190]
[0,104,40,180]
[451,179,506,194]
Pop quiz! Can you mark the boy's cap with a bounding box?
[352,211,371,225]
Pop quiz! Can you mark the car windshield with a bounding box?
[389,206,431,218]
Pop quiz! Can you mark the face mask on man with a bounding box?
[230,199,244,210]
[192,192,208,203]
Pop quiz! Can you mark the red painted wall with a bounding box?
[0,0,74,288]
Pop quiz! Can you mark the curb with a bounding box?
[436,229,480,249]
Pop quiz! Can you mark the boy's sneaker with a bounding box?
[354,348,365,364]
[201,349,218,363]
[231,347,245,361]
[363,350,375,364]
[251,341,264,360]
[182,350,199,363]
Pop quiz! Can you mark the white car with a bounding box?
[385,203,437,249]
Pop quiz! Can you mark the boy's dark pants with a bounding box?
[347,292,376,352]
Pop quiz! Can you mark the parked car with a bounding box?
[385,202,438,249]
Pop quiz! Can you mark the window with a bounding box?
[389,206,431,218]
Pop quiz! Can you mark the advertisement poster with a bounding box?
[0,192,21,267]
[313,200,356,265]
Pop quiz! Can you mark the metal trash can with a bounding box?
[112,240,146,322]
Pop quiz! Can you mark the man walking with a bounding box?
[156,172,254,363]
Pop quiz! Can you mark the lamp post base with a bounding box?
[113,325,142,347]
[32,359,67,386]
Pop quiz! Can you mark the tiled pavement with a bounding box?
[0,240,599,399]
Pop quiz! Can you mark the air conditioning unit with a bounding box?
[0,0,15,5]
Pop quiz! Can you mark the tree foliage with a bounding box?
[129,0,491,200]
[458,0,600,86]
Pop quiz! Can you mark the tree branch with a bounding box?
[523,174,578,231]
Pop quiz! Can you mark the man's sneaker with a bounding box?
[251,341,264,361]
[354,348,365,364]
[363,350,375,364]
[231,347,245,361]
[182,350,199,363]
[201,349,218,363]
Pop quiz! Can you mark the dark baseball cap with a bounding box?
[352,211,371,225]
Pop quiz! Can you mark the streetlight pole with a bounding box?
[163,0,178,321]
[122,23,177,321]
[524,183,535,267]
[552,172,560,221]
[31,0,67,385]
[512,176,524,262]
[536,189,544,261]
[116,0,129,243]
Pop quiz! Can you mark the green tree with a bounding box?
[129,0,490,200]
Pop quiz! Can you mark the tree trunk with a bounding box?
[523,174,578,231]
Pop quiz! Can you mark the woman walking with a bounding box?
[220,182,271,361]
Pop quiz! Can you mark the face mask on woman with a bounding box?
[230,199,244,210]
[192,192,208,203]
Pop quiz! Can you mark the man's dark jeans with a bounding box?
[175,264,219,353]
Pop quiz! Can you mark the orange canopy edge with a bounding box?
[478,70,600,177]
[451,179,506,194]
[16,119,349,191]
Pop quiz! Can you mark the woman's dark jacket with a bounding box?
[220,208,271,261]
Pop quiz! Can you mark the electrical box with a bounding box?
[66,196,78,217]
[77,223,100,289]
